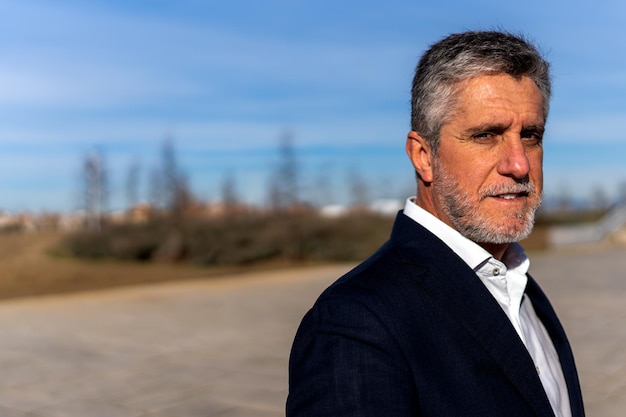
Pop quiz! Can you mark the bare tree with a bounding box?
[160,137,193,218]
[161,138,178,209]
[221,170,239,211]
[347,165,369,209]
[267,131,299,211]
[149,166,164,212]
[126,157,141,213]
[590,185,609,211]
[312,161,335,207]
[555,183,573,212]
[82,148,108,231]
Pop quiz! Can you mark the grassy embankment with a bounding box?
[0,211,554,300]
[0,213,392,299]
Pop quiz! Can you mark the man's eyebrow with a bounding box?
[461,123,510,136]
[521,124,545,133]
[461,123,545,136]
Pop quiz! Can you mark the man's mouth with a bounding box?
[481,182,534,201]
[494,192,529,200]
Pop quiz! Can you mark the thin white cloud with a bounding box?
[0,0,416,111]
[0,66,202,108]
[0,111,408,151]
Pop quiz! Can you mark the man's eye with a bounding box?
[473,132,495,142]
[521,132,542,146]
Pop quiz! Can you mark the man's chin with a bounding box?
[488,222,534,244]
[457,218,535,245]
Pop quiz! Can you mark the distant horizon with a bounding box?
[2,134,624,216]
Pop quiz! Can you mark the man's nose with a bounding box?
[497,138,531,179]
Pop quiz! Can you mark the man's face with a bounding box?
[431,74,544,244]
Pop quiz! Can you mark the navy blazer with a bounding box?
[287,212,585,416]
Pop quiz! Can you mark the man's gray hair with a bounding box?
[411,31,551,155]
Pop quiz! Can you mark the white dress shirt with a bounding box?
[403,198,572,417]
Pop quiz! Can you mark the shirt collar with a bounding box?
[402,197,529,274]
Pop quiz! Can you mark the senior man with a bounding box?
[287,31,585,417]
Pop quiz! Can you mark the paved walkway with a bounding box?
[0,246,623,416]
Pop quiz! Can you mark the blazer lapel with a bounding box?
[390,213,556,416]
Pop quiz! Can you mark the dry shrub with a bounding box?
[58,212,395,267]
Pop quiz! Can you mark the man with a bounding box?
[287,31,585,416]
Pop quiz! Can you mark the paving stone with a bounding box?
[32,400,141,417]
[0,404,43,417]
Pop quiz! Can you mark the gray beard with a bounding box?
[433,163,541,244]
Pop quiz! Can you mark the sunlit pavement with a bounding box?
[0,247,623,417]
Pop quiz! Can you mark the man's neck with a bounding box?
[478,242,509,261]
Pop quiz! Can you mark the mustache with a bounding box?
[480,181,536,199]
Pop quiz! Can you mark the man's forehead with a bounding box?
[455,75,544,109]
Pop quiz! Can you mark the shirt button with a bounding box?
[493,267,501,276]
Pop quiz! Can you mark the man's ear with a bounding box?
[405,131,433,183]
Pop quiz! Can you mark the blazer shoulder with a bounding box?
[322,239,428,302]
[311,211,465,321]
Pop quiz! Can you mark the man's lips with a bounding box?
[491,192,530,200]
[481,182,535,201]
[481,189,533,203]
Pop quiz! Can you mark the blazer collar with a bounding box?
[390,212,556,416]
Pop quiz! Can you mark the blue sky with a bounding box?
[1,0,626,213]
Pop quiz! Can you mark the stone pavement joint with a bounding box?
[0,250,622,417]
